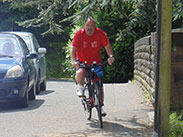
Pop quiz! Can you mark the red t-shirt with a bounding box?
[72,28,110,64]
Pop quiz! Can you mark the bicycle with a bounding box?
[79,61,106,128]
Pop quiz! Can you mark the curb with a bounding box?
[47,78,74,82]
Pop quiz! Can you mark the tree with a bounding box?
[3,0,183,35]
[0,1,21,31]
[2,0,182,82]
[2,0,156,36]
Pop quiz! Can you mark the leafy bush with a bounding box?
[169,112,183,137]
[103,40,134,83]
[94,8,139,83]
[46,42,70,78]
[62,25,82,79]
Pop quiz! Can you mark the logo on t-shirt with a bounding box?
[91,41,98,48]
[83,41,87,48]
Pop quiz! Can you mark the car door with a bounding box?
[31,35,46,81]
[19,38,36,88]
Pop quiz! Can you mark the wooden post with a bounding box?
[155,0,172,136]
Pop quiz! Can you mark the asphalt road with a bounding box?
[0,80,153,137]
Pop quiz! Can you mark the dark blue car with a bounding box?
[0,33,37,108]
[5,32,47,94]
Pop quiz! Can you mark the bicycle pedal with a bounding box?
[78,95,85,98]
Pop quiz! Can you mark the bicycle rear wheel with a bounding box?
[93,81,103,128]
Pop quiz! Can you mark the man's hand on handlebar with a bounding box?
[72,61,79,70]
[107,56,114,66]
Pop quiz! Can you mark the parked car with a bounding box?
[4,32,47,94]
[0,33,38,107]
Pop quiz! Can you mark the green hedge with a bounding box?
[46,42,71,78]
[169,112,183,137]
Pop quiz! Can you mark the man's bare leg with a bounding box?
[75,68,86,96]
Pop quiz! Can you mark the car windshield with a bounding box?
[0,37,21,58]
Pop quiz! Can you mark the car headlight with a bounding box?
[5,65,23,78]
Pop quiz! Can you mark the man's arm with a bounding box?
[105,44,113,56]
[104,44,115,65]
[70,46,79,69]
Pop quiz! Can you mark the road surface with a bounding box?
[0,80,153,137]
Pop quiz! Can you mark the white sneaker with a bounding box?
[76,88,84,97]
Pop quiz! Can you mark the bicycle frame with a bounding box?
[80,61,106,128]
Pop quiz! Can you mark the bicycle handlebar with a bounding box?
[79,61,108,68]
[79,61,108,78]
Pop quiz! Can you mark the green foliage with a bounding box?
[0,0,132,36]
[93,5,137,82]
[172,0,183,28]
[120,0,156,39]
[63,25,82,79]
[2,0,183,35]
[104,40,134,83]
[169,112,183,137]
[1,0,183,82]
[57,0,157,82]
[0,1,40,31]
[3,0,73,35]
[46,42,69,78]
[0,1,19,31]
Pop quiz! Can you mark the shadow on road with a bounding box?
[46,117,153,137]
[0,90,55,113]
[0,99,45,113]
[84,117,153,137]
[38,90,55,96]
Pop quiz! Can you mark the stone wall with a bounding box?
[134,33,157,101]
[134,29,183,109]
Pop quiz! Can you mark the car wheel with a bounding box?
[40,79,46,91]
[28,82,36,100]
[36,76,41,94]
[18,85,28,108]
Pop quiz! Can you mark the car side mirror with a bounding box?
[26,53,38,59]
[38,48,47,54]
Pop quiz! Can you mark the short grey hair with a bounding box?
[84,17,96,25]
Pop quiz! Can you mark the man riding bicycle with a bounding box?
[71,17,115,115]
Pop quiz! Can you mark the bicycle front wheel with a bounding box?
[93,81,103,128]
[84,80,92,120]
